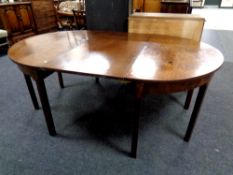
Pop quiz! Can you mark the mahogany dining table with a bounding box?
[8,31,224,158]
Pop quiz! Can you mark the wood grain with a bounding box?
[133,0,161,12]
[0,2,37,44]
[31,0,57,33]
[128,13,205,41]
[8,31,223,91]
[7,30,224,154]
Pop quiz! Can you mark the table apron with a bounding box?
[17,64,213,94]
[136,74,213,95]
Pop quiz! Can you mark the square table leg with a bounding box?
[34,71,56,136]
[57,72,64,88]
[131,83,144,158]
[184,89,194,110]
[184,84,208,142]
[131,98,141,158]
[24,74,40,110]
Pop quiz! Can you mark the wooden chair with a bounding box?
[128,12,205,109]
[54,0,85,30]
[72,9,87,30]
[54,1,74,30]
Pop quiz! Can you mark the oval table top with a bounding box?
[8,31,224,83]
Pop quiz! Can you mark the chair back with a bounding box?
[128,13,205,42]
[72,9,86,30]
[59,1,82,12]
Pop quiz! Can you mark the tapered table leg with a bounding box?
[35,71,56,136]
[95,77,99,83]
[131,98,141,158]
[184,84,208,142]
[24,74,39,110]
[57,72,64,88]
[184,89,194,110]
[131,83,144,158]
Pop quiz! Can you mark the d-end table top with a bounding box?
[8,31,224,82]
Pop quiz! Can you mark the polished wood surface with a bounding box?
[0,2,31,6]
[133,0,161,12]
[8,30,224,158]
[31,0,57,33]
[144,0,161,12]
[8,31,223,85]
[128,12,204,96]
[128,13,205,41]
[0,2,37,44]
[160,1,192,13]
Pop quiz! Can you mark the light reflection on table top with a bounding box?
[8,31,224,82]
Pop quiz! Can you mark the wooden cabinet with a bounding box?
[31,0,57,33]
[0,1,57,43]
[160,1,192,14]
[133,0,161,12]
[144,0,161,12]
[0,2,37,44]
[0,16,3,29]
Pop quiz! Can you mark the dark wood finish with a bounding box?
[57,72,64,88]
[8,31,224,157]
[72,9,86,30]
[24,73,39,110]
[0,0,64,105]
[8,31,223,82]
[55,10,74,30]
[20,65,63,111]
[55,0,86,30]
[184,84,208,141]
[160,2,192,14]
[0,0,66,109]
[0,15,3,29]
[31,0,57,33]
[0,2,37,44]
[95,77,99,84]
[131,98,140,158]
[131,82,144,158]
[34,70,56,136]
[184,89,194,109]
[55,10,86,30]
[0,0,57,36]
